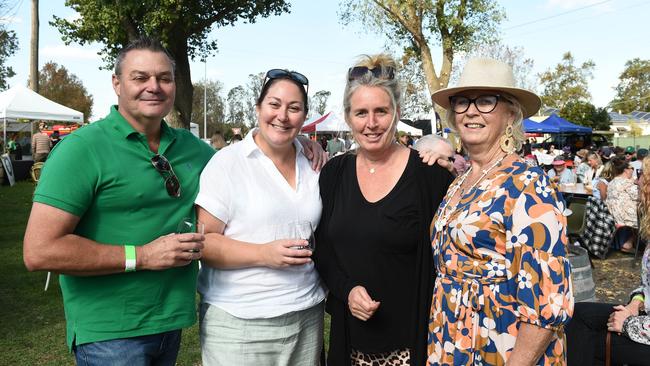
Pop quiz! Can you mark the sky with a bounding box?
[2,0,649,122]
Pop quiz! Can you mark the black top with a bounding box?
[314,148,453,365]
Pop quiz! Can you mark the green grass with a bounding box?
[0,181,329,365]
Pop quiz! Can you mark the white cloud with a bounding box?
[41,45,101,61]
[0,16,22,24]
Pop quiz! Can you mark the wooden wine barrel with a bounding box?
[568,245,596,303]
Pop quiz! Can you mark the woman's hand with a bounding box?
[259,239,312,269]
[348,286,380,321]
[608,304,634,333]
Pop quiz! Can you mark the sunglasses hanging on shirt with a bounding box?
[151,154,181,198]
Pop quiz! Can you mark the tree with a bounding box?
[559,101,611,131]
[610,58,650,114]
[52,0,291,128]
[451,41,536,92]
[37,61,93,123]
[29,0,39,92]
[226,86,247,127]
[399,55,432,120]
[340,0,504,104]
[591,107,612,131]
[629,121,643,137]
[192,80,226,138]
[244,72,265,127]
[538,52,595,110]
[309,90,331,117]
[0,1,18,91]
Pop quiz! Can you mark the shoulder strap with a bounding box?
[605,331,612,366]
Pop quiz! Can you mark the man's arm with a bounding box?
[24,203,204,276]
[297,135,328,171]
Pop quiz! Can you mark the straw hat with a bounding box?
[431,58,541,118]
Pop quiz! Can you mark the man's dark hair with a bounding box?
[114,37,176,76]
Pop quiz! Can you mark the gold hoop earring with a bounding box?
[500,124,515,154]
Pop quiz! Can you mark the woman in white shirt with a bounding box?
[195,69,326,365]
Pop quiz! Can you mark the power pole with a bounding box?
[29,0,39,92]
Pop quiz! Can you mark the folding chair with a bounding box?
[567,195,588,243]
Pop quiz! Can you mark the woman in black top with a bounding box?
[314,54,453,366]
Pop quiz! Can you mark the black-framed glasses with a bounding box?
[151,154,181,197]
[264,69,309,94]
[449,94,504,114]
[347,66,395,81]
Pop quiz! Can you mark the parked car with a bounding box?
[541,133,610,153]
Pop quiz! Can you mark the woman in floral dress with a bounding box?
[427,58,574,366]
[606,156,639,253]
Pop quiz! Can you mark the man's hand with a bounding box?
[348,285,380,321]
[419,149,455,170]
[298,135,328,171]
[137,233,204,270]
[259,239,313,269]
[413,135,456,174]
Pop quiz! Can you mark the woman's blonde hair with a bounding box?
[639,158,650,238]
[343,54,402,140]
[599,161,614,181]
[443,93,525,152]
[586,152,601,167]
[210,132,227,150]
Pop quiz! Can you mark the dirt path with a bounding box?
[591,251,642,304]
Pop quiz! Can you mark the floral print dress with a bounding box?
[427,160,574,366]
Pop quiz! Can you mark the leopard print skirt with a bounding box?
[351,348,410,366]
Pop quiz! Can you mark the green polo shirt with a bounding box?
[34,106,215,350]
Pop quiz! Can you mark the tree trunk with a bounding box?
[168,41,193,129]
[29,0,39,92]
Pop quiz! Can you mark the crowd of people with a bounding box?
[17,36,650,366]
[3,121,59,162]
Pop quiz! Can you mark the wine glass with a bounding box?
[275,221,316,252]
[177,217,204,253]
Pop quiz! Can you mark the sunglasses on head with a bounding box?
[151,154,181,198]
[264,69,309,94]
[347,66,395,81]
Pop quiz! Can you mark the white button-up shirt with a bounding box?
[196,130,325,319]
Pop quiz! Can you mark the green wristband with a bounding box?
[124,245,136,272]
[633,294,645,302]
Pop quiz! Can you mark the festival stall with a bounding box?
[301,112,350,134]
[0,85,84,148]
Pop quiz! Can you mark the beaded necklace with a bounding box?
[434,154,506,232]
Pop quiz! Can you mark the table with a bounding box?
[559,183,591,204]
[1,159,34,184]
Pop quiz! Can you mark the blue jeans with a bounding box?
[74,330,182,366]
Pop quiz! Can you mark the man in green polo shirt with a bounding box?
[23,37,214,365]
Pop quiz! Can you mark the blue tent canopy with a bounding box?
[523,118,559,133]
[523,113,592,134]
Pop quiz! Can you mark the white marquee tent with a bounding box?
[397,121,423,136]
[316,112,349,133]
[302,112,350,134]
[0,85,84,146]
